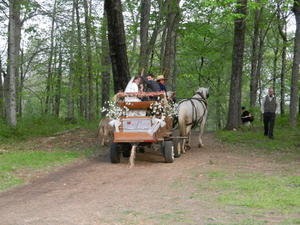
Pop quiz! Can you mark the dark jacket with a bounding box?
[142,75,161,92]
[158,83,167,92]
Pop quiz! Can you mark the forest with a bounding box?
[0,0,299,129]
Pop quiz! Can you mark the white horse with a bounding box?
[178,87,209,152]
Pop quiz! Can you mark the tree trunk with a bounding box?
[101,11,111,116]
[249,1,262,108]
[139,0,151,71]
[67,0,76,120]
[45,0,57,115]
[290,0,300,127]
[54,44,62,117]
[83,0,94,121]
[226,0,247,130]
[0,59,4,118]
[7,0,21,127]
[272,37,279,91]
[75,0,85,117]
[161,0,180,87]
[105,0,130,93]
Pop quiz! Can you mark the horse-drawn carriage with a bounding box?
[109,91,181,164]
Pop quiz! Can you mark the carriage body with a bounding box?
[109,92,179,163]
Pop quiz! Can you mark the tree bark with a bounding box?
[290,0,300,127]
[54,44,62,117]
[0,59,4,118]
[139,0,151,71]
[75,0,84,117]
[67,0,76,120]
[7,0,21,127]
[45,0,57,115]
[161,0,180,88]
[83,0,94,121]
[101,11,111,116]
[249,1,262,108]
[226,0,247,130]
[105,0,130,93]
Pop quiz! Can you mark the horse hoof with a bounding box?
[198,143,204,148]
[185,145,191,150]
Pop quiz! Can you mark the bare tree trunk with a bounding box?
[83,0,94,121]
[101,11,111,116]
[290,0,300,127]
[139,0,150,71]
[54,44,62,117]
[226,0,247,130]
[249,1,262,108]
[45,0,57,115]
[161,0,180,85]
[75,0,84,117]
[67,0,76,120]
[272,37,279,91]
[0,59,4,118]
[7,0,21,127]
[105,0,130,93]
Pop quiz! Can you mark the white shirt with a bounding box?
[124,81,140,102]
[261,95,280,114]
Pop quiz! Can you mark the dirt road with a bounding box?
[0,131,298,225]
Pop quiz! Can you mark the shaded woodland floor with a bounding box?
[0,129,299,225]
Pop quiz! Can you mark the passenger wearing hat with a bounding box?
[156,75,167,93]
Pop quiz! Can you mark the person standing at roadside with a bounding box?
[261,88,280,139]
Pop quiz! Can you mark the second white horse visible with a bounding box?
[178,87,209,153]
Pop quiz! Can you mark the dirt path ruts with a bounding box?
[0,132,298,225]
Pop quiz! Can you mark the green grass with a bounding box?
[199,171,300,214]
[0,150,83,191]
[0,116,100,143]
[216,125,300,152]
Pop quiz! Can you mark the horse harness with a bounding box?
[178,92,208,128]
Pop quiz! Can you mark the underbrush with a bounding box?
[216,116,300,152]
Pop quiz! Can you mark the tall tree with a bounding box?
[105,0,130,93]
[139,0,150,71]
[161,0,180,90]
[249,1,262,107]
[226,0,248,130]
[101,11,111,116]
[290,0,300,127]
[75,0,84,117]
[7,0,21,126]
[83,0,94,120]
[44,0,57,114]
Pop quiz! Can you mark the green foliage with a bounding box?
[202,171,300,213]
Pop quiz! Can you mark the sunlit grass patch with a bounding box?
[0,150,83,191]
[200,171,300,214]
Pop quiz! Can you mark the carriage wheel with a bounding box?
[110,143,120,163]
[121,143,132,158]
[164,140,174,163]
[174,139,181,158]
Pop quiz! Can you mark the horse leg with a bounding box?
[198,116,207,148]
[185,125,192,150]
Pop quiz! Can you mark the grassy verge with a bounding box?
[0,116,100,191]
[0,151,84,191]
[0,116,99,143]
[216,117,300,152]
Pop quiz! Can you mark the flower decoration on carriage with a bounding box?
[101,101,129,119]
[149,101,178,119]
